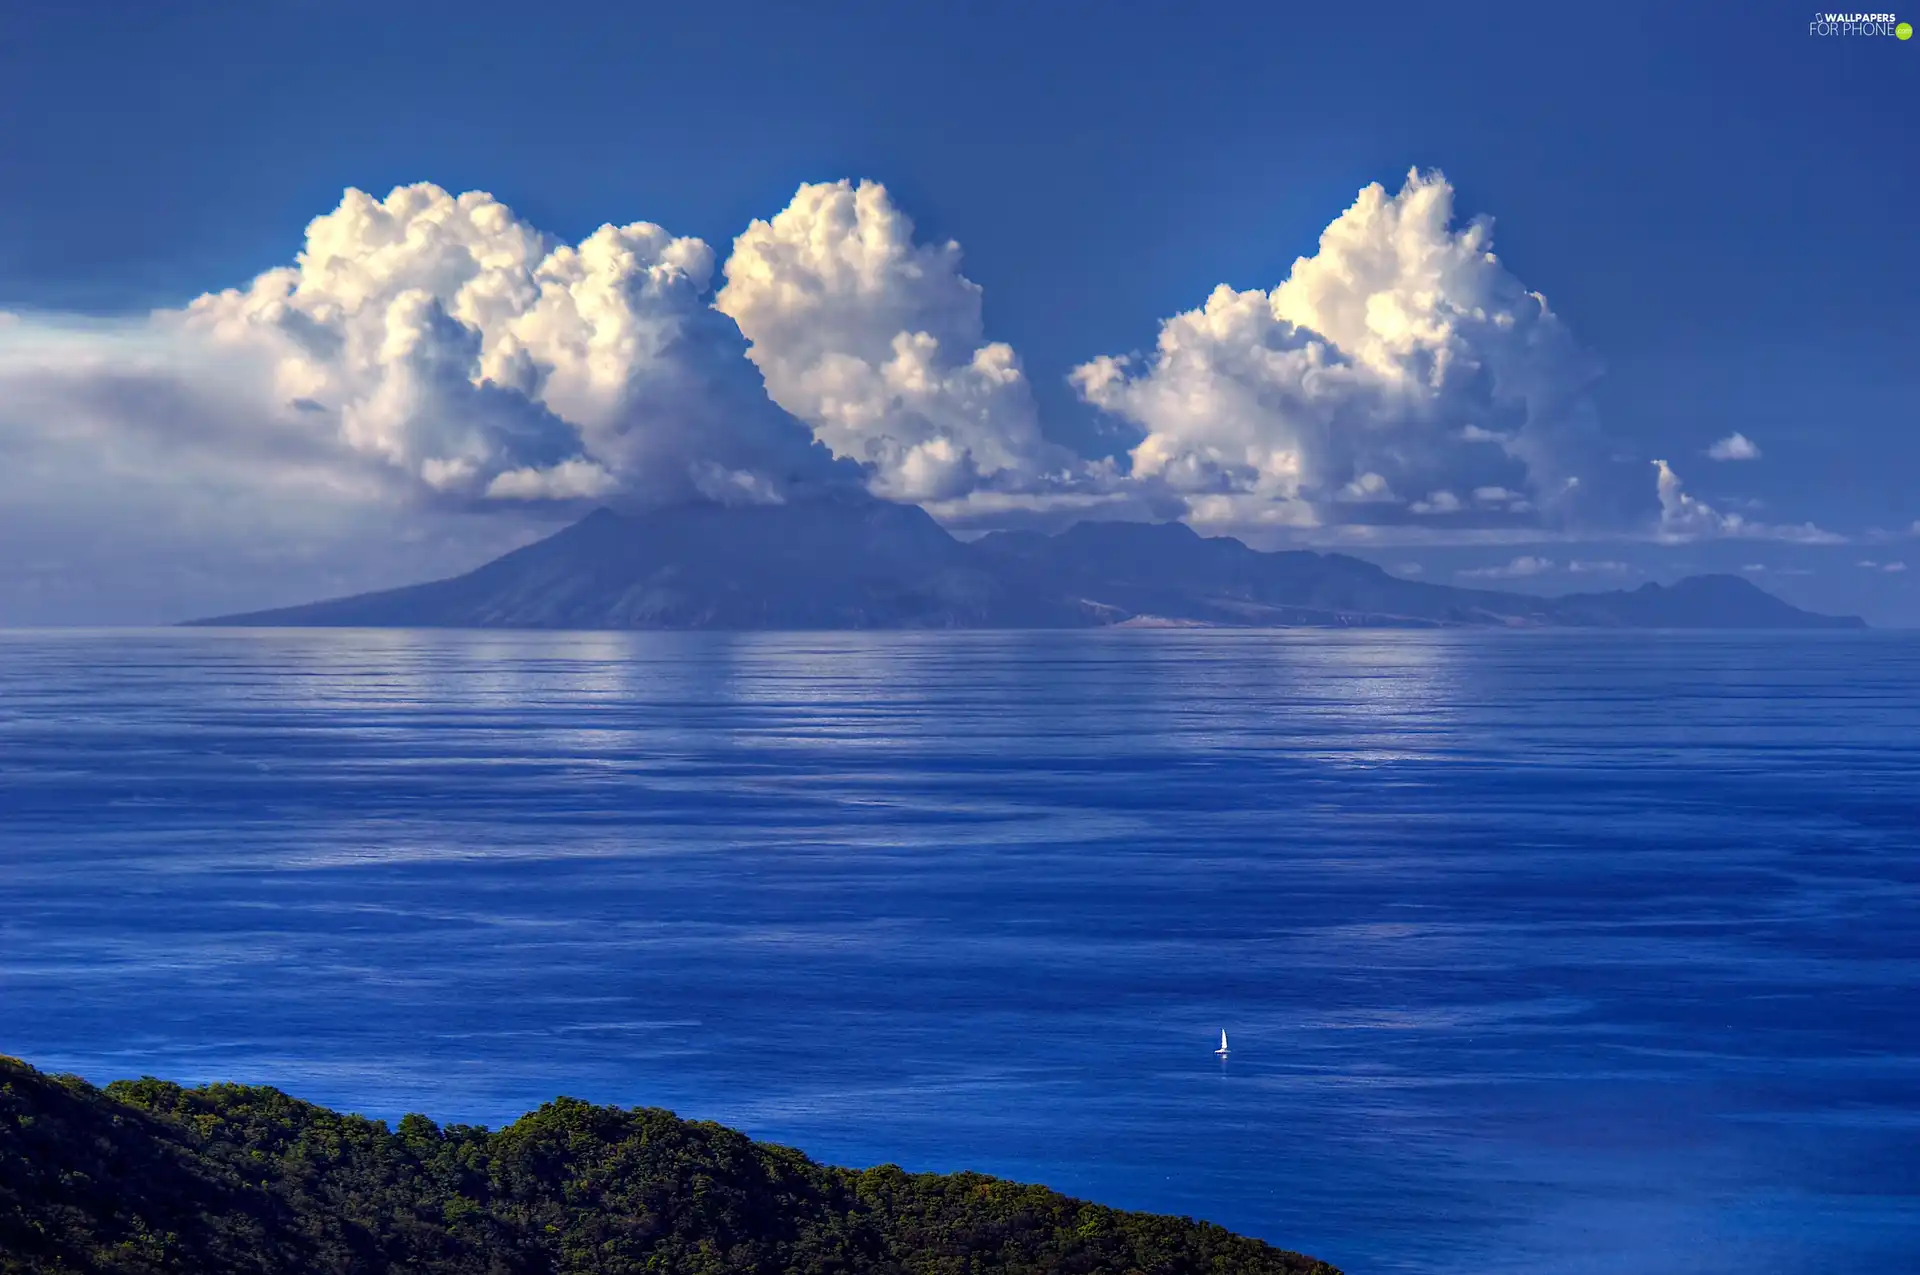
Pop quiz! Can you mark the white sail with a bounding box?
[1216,1029,1229,1054]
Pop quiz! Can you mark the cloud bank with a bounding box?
[0,169,1850,619]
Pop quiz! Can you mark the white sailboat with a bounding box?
[1215,1029,1230,1058]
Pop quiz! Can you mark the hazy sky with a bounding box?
[0,0,1914,624]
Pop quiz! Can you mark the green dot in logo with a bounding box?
[1899,20,1914,38]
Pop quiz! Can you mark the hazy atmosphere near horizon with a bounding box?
[2,7,1918,1275]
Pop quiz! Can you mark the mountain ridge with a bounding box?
[188,499,1865,631]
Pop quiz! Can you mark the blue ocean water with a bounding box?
[1,629,1916,1274]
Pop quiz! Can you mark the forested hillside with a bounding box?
[0,1057,1337,1275]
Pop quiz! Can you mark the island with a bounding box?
[0,1055,1338,1275]
[187,498,1864,632]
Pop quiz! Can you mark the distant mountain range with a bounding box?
[190,497,1865,630]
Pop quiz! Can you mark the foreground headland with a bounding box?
[0,1056,1338,1275]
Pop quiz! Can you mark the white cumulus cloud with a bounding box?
[1653,459,1839,543]
[174,182,844,505]
[1411,490,1464,515]
[1337,471,1399,503]
[1070,168,1633,537]
[1707,431,1761,461]
[715,179,1082,506]
[6,184,852,518]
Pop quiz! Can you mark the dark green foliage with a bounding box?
[0,1057,1338,1275]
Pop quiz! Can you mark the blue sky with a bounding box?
[0,0,1914,624]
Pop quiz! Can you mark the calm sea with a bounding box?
[1,629,1916,1274]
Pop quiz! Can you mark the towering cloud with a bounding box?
[175,183,847,506]
[715,180,1080,504]
[1071,169,1633,533]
